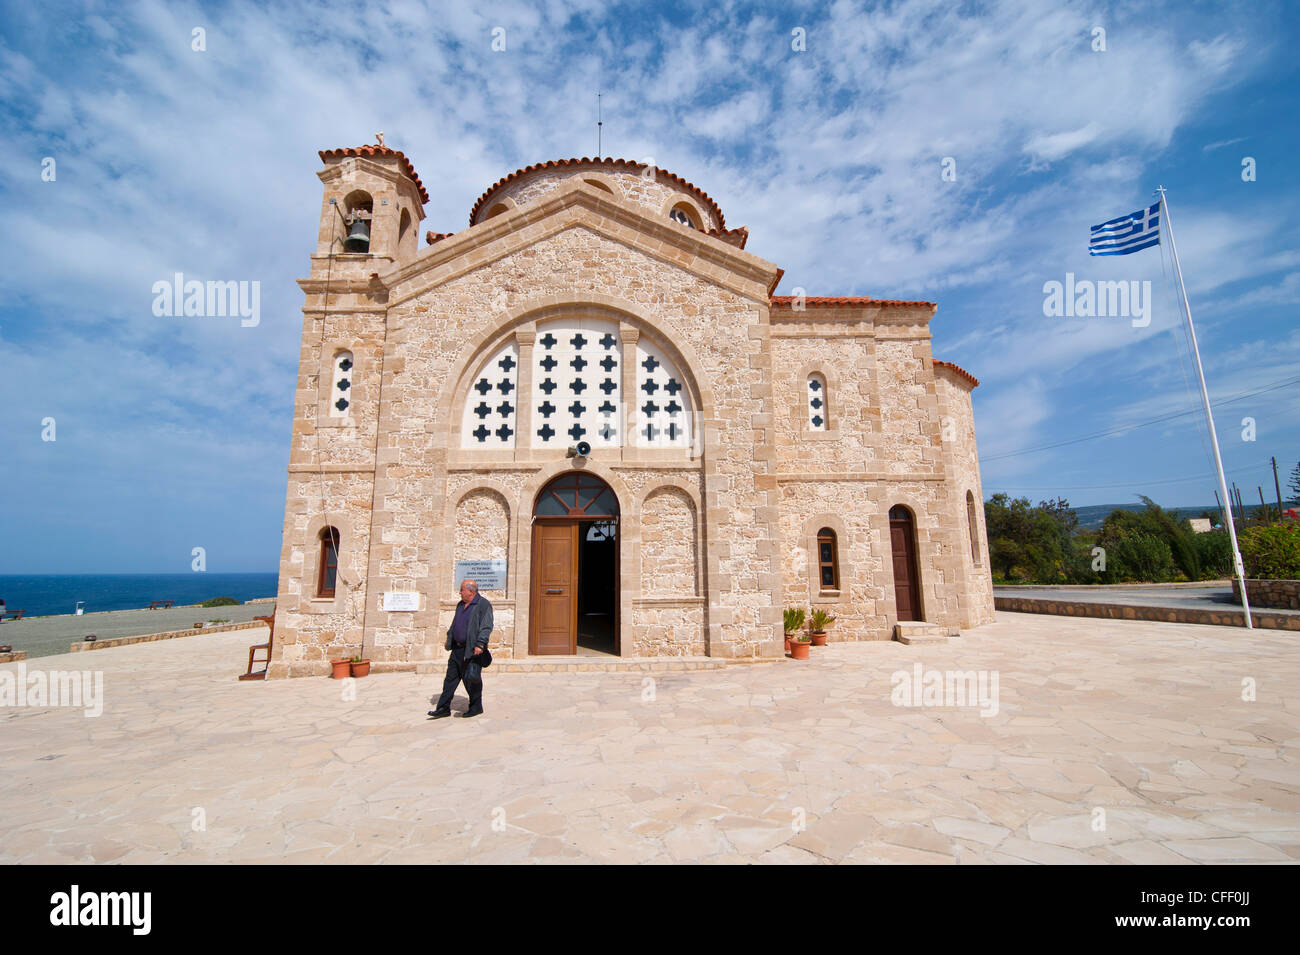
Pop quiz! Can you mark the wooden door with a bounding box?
[530,522,578,654]
[890,507,923,621]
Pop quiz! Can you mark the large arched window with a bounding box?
[817,527,839,592]
[966,490,982,565]
[317,527,341,598]
[461,319,693,451]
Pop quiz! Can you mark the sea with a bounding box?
[0,573,279,618]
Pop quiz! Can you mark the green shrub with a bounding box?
[1238,523,1300,579]
[1100,533,1175,582]
[200,596,239,608]
[1192,530,1233,578]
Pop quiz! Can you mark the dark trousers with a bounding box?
[435,648,483,713]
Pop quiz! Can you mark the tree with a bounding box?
[983,494,1078,582]
[1288,460,1300,505]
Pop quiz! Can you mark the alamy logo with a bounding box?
[50,885,151,935]
[152,272,260,327]
[0,663,103,717]
[1042,272,1151,328]
[890,662,1000,717]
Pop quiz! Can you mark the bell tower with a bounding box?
[314,141,428,267]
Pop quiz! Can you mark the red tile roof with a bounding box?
[318,145,429,203]
[424,231,455,245]
[704,226,748,249]
[770,295,937,309]
[469,158,726,229]
[933,359,980,388]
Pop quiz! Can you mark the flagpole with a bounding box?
[1156,185,1253,629]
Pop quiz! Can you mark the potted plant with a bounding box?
[783,607,805,653]
[349,654,371,678]
[788,630,812,660]
[330,658,351,679]
[808,608,836,646]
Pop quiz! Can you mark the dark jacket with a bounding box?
[445,595,493,660]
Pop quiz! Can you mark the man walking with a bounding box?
[429,579,492,719]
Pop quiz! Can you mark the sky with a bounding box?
[1,0,1298,573]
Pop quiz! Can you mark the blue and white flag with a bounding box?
[1089,203,1160,256]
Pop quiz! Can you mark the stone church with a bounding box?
[267,145,995,678]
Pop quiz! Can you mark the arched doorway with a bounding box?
[530,472,619,655]
[889,505,924,621]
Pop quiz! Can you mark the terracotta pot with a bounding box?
[350,660,371,678]
[789,640,811,660]
[330,659,351,679]
[810,632,827,646]
[784,632,793,652]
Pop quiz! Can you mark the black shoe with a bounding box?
[461,707,484,718]
[428,710,452,719]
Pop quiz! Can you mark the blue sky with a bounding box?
[2,0,1298,573]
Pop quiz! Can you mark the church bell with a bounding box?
[343,215,371,253]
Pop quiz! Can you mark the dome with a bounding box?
[469,158,726,232]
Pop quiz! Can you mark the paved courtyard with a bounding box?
[1,602,274,660]
[1,612,1296,864]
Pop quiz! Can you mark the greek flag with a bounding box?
[1089,202,1160,255]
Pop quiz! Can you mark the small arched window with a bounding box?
[317,527,341,598]
[808,373,828,430]
[817,528,839,592]
[486,203,510,219]
[669,203,700,229]
[966,491,982,565]
[330,351,354,418]
[583,177,613,194]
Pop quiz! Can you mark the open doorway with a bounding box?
[577,520,617,655]
[529,472,620,655]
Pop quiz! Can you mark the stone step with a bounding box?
[415,655,729,674]
[893,622,959,645]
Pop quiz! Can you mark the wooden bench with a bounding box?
[239,610,275,681]
[148,600,174,609]
[0,610,25,622]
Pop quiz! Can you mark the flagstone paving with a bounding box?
[1,611,1296,864]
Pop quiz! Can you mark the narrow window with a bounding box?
[808,373,827,430]
[398,208,412,250]
[966,490,982,565]
[817,528,839,591]
[330,350,353,418]
[317,527,340,598]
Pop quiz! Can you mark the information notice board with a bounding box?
[453,560,507,591]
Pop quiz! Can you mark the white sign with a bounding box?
[454,560,508,591]
[382,592,421,612]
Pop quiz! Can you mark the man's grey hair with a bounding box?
[460,579,479,594]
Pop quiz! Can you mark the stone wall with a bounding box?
[363,187,781,663]
[769,306,983,639]
[996,594,1300,631]
[641,487,698,596]
[1232,578,1300,610]
[935,369,996,629]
